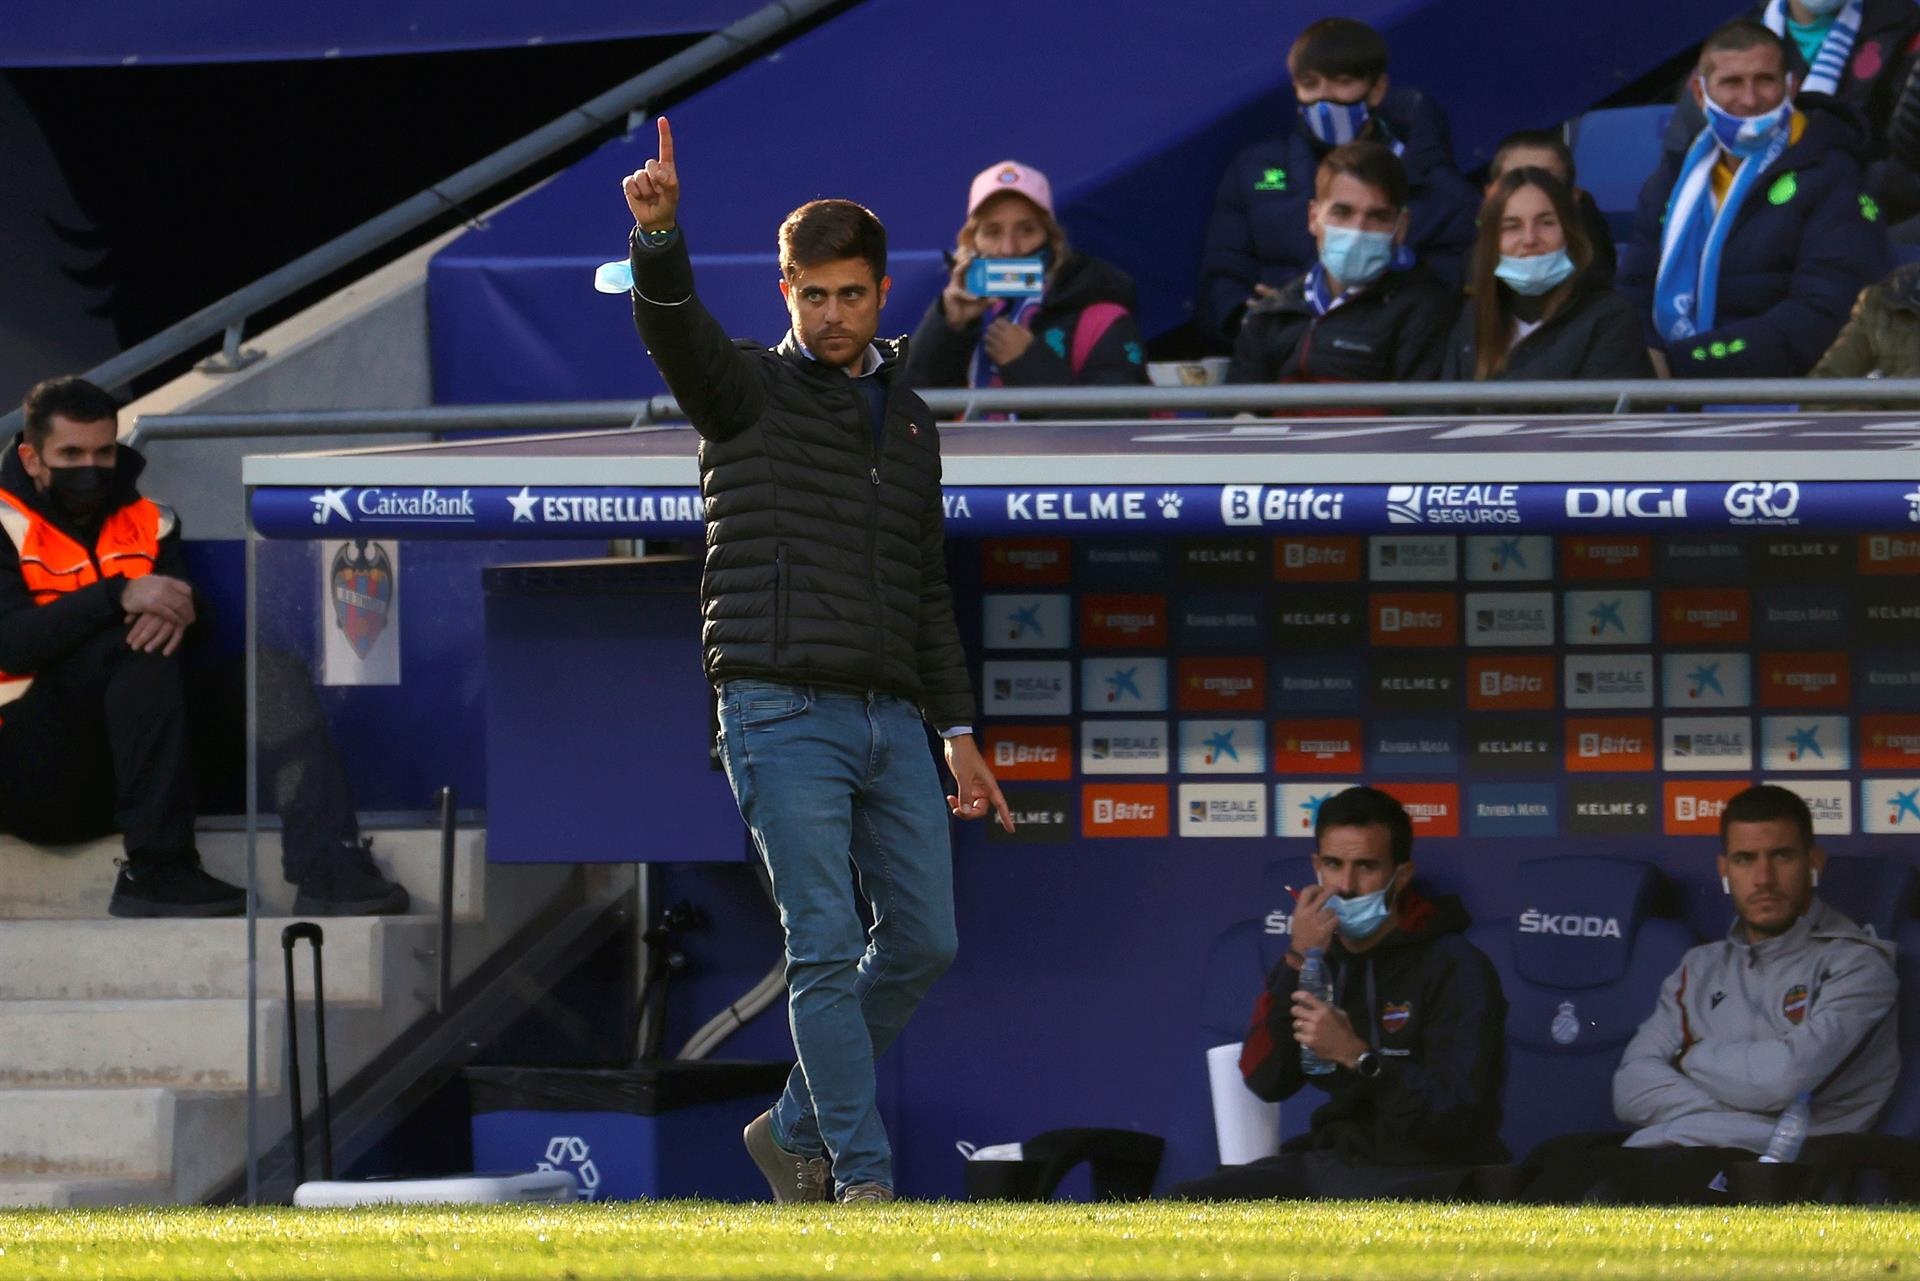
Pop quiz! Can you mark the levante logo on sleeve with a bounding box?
[1782,984,1809,1025]
[329,540,394,658]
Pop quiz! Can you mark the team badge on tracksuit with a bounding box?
[1381,1001,1412,1033]
[1782,984,1810,1025]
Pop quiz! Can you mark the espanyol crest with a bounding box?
[1551,1000,1581,1046]
[330,539,394,659]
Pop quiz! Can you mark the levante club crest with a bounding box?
[330,540,394,659]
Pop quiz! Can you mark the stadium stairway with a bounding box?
[0,827,572,1206]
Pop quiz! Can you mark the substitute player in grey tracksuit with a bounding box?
[1527,784,1896,1203]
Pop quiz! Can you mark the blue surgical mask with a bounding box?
[1327,882,1395,940]
[1319,225,1395,289]
[1300,97,1371,147]
[1495,248,1577,296]
[1700,82,1794,158]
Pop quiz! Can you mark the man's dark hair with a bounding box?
[1315,785,1414,865]
[1288,17,1390,82]
[22,376,119,451]
[1491,129,1576,185]
[1314,140,1409,212]
[1720,784,1815,851]
[1700,17,1787,75]
[778,199,887,285]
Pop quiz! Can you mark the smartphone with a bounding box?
[964,256,1047,298]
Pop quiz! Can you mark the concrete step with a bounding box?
[0,826,487,921]
[0,1174,176,1207]
[0,1089,243,1186]
[0,915,437,1002]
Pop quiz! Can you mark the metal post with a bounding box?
[312,931,334,1181]
[437,786,456,1013]
[281,928,304,1186]
[243,523,260,1205]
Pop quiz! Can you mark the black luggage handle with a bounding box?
[282,922,334,1183]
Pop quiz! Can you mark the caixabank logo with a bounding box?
[1862,778,1920,834]
[1275,782,1357,837]
[1081,658,1169,712]
[1178,720,1266,774]
[981,594,1072,650]
[1082,784,1170,838]
[1760,716,1851,772]
[1564,590,1653,646]
[1660,653,1751,709]
[1465,535,1553,582]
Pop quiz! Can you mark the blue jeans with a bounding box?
[715,680,958,1193]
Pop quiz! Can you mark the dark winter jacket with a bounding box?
[1811,260,1920,381]
[1226,261,1460,387]
[1198,86,1480,341]
[1440,273,1655,387]
[901,252,1148,390]
[1665,0,1920,216]
[627,228,974,730]
[1239,887,1509,1167]
[1618,97,1892,378]
[0,439,187,676]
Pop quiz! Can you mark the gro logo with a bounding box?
[1517,909,1623,938]
[1724,482,1801,521]
[539,1135,601,1200]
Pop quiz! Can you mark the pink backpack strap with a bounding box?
[1069,302,1131,376]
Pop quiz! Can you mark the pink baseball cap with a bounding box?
[967,160,1054,218]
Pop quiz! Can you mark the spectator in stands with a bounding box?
[1196,16,1478,344]
[1810,259,1920,377]
[1173,786,1507,1199]
[1667,0,1920,222]
[0,377,410,918]
[1442,169,1653,386]
[1225,142,1458,388]
[1484,130,1618,287]
[1525,785,1896,1203]
[621,119,1011,1205]
[902,161,1147,395]
[1619,19,1892,378]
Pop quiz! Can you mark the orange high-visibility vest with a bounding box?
[0,489,176,708]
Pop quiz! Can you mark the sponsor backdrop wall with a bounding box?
[886,526,1920,1198]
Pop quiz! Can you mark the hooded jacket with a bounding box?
[1226,261,1459,387]
[0,437,184,681]
[1239,887,1510,1167]
[1810,259,1920,380]
[1440,271,1655,386]
[1618,95,1892,378]
[1614,897,1897,1153]
[627,228,974,731]
[901,252,1148,390]
[1198,85,1481,341]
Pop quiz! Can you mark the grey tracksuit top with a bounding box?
[1613,898,1898,1153]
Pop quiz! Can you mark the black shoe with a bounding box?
[109,853,247,919]
[292,839,411,917]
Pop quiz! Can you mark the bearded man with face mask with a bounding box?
[1172,786,1508,1200]
[1619,18,1891,378]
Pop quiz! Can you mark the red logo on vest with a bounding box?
[1782,984,1809,1026]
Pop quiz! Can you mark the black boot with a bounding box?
[109,852,247,919]
[293,838,412,917]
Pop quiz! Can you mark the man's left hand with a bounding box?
[125,613,186,656]
[982,319,1034,366]
[1291,989,1368,1069]
[943,734,1015,832]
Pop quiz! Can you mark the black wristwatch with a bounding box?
[1353,1050,1383,1079]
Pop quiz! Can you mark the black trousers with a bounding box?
[1172,1149,1474,1200]
[1522,1131,1749,1204]
[0,628,357,882]
[0,624,195,859]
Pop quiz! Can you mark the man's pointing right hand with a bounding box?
[622,116,680,233]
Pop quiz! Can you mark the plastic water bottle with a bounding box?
[1759,1092,1812,1163]
[1298,948,1336,1076]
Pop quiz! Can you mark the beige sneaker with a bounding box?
[839,1182,895,1203]
[743,1109,829,1203]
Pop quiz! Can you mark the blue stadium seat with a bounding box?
[1467,856,1694,1160]
[1820,856,1919,941]
[1154,856,1315,1192]
[1568,105,1674,244]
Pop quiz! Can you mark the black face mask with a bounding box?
[46,465,113,520]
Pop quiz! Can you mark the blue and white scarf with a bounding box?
[1650,122,1791,342]
[1764,0,1863,96]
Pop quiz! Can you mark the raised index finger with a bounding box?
[656,116,674,167]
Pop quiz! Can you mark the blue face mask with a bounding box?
[1495,248,1577,297]
[1326,872,1401,940]
[1700,82,1794,158]
[1300,97,1372,147]
[1319,224,1395,289]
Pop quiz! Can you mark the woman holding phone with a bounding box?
[903,160,1149,393]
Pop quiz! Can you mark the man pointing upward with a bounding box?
[621,118,1012,1204]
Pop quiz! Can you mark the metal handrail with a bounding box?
[1,0,839,437]
[127,378,1920,448]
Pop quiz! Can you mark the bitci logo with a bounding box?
[983,726,1072,781]
[1370,593,1458,646]
[1466,656,1555,710]
[1566,717,1655,772]
[1082,784,1169,837]
[1273,536,1362,582]
[1665,780,1753,836]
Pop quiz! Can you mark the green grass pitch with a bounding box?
[0,1201,1916,1279]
